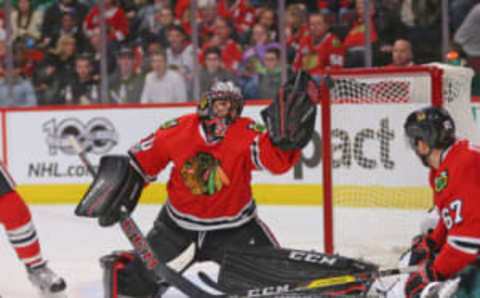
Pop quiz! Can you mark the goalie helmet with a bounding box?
[198,80,243,142]
[198,80,243,121]
[404,106,455,151]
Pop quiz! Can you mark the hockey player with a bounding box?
[75,72,317,297]
[401,106,480,298]
[0,163,66,296]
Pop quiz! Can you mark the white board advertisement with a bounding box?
[4,103,431,188]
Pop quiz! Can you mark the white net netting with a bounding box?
[323,64,476,264]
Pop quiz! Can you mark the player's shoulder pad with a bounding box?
[159,118,180,130]
[247,122,266,134]
[332,36,341,48]
[158,113,197,131]
[243,118,266,134]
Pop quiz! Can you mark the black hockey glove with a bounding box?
[408,235,438,266]
[405,260,444,298]
[261,70,317,150]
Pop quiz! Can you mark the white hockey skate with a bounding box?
[421,277,461,298]
[27,264,67,297]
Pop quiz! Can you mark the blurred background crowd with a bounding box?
[0,0,479,106]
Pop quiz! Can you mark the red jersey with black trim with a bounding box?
[217,0,255,33]
[83,6,129,41]
[128,113,300,231]
[293,32,344,74]
[343,19,378,50]
[428,140,480,277]
[287,25,309,51]
[199,39,243,73]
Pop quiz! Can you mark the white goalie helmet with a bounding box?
[197,80,244,122]
[211,80,242,95]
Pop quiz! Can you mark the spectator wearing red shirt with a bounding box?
[293,12,344,75]
[343,0,377,51]
[342,0,378,67]
[198,0,218,44]
[387,39,414,67]
[12,36,45,77]
[0,11,6,40]
[176,0,219,42]
[199,17,243,73]
[285,4,308,62]
[217,0,255,34]
[83,0,129,42]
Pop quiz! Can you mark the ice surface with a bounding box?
[0,205,425,297]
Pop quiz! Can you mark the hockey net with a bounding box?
[319,64,476,265]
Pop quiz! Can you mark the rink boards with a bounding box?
[1,102,474,208]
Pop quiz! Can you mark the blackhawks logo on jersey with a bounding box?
[332,38,341,49]
[434,170,448,193]
[181,152,231,196]
[160,118,178,130]
[247,122,266,133]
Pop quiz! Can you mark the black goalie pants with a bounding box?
[116,206,279,296]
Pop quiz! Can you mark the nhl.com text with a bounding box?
[27,162,97,178]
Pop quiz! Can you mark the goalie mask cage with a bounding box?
[320,63,476,264]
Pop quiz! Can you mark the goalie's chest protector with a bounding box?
[429,140,480,237]
[131,113,266,230]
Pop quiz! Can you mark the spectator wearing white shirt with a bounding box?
[141,49,187,103]
[166,25,194,96]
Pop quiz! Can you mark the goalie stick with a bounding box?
[196,265,418,297]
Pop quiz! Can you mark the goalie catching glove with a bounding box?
[75,155,144,226]
[261,70,317,150]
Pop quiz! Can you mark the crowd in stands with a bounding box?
[0,0,479,106]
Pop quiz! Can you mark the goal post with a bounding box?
[319,64,476,260]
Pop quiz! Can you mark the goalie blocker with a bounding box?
[75,155,144,226]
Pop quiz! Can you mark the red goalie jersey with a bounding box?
[428,140,480,277]
[128,113,300,231]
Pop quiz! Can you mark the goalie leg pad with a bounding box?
[101,250,159,297]
[74,155,144,227]
[100,251,134,298]
[104,209,197,297]
[198,217,279,263]
[217,246,378,295]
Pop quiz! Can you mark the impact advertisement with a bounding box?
[0,103,436,207]
[4,104,430,184]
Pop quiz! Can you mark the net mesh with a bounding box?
[324,64,476,264]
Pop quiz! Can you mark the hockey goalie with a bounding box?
[74,71,357,297]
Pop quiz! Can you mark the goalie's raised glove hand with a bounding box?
[261,70,317,150]
[409,235,438,265]
[405,260,444,298]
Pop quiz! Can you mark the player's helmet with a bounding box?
[404,106,455,151]
[198,80,243,122]
[198,81,243,142]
